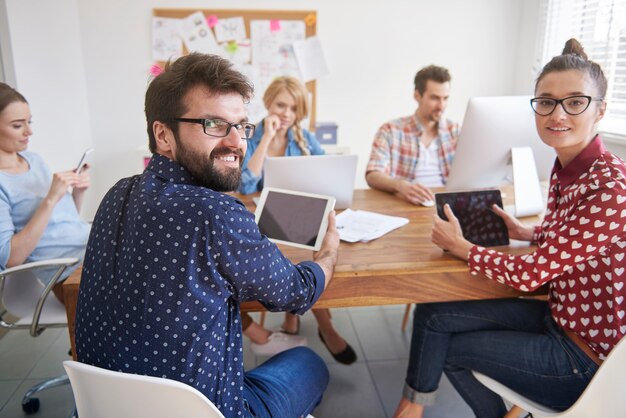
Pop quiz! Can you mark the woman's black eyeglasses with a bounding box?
[530,95,604,116]
[173,118,256,139]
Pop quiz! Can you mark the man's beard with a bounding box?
[174,134,243,192]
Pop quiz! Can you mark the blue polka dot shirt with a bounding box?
[75,154,325,417]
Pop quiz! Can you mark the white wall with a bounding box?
[1,0,97,216]
[2,0,542,219]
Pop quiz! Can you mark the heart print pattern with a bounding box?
[468,141,626,360]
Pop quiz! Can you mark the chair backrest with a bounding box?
[474,336,626,418]
[556,335,626,418]
[63,360,225,418]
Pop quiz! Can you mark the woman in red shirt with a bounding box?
[393,39,626,418]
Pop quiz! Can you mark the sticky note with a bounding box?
[149,64,163,76]
[305,13,316,26]
[206,14,218,28]
[270,20,281,32]
[226,41,239,53]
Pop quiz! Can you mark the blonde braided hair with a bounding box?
[263,76,311,155]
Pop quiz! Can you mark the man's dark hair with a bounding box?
[413,65,451,95]
[145,53,254,153]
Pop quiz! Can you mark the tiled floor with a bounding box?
[0,305,476,418]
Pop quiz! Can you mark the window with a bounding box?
[539,0,626,136]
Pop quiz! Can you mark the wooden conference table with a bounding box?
[63,188,542,359]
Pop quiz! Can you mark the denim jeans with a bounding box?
[243,346,329,418]
[404,298,599,418]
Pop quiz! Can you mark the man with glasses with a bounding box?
[75,53,339,418]
[366,65,459,206]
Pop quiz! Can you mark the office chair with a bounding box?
[0,257,79,414]
[63,360,227,418]
[64,360,318,418]
[472,336,626,418]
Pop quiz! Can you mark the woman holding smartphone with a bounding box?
[393,39,626,418]
[0,83,91,302]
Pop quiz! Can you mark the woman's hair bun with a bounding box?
[562,38,588,60]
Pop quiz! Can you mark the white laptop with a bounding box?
[263,154,358,209]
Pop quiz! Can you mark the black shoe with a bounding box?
[318,330,357,365]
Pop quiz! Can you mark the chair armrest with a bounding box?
[0,257,79,337]
[0,258,79,276]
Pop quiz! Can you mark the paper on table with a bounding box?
[335,209,409,243]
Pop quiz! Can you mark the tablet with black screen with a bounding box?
[254,187,335,251]
[435,189,509,247]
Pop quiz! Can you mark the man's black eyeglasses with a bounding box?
[530,95,604,116]
[173,118,256,139]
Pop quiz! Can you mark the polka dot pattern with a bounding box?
[75,154,324,416]
[469,140,626,360]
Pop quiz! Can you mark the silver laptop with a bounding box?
[264,154,358,209]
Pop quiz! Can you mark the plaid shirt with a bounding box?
[366,113,460,184]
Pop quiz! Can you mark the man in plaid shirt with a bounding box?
[366,65,460,205]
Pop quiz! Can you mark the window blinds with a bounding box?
[540,0,626,135]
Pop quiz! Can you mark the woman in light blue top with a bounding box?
[238,77,356,365]
[238,76,325,194]
[0,83,91,301]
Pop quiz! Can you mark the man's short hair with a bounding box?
[413,65,451,95]
[145,53,254,153]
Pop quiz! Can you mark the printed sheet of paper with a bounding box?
[292,36,330,82]
[250,20,305,79]
[152,17,183,61]
[234,63,266,124]
[335,209,409,243]
[214,16,247,42]
[180,11,220,54]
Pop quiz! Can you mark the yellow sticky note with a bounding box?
[305,13,316,26]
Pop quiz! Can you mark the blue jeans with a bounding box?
[243,346,329,418]
[404,298,599,418]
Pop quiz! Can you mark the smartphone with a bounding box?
[75,148,94,174]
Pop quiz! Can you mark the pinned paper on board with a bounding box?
[152,17,183,61]
[214,17,247,42]
[251,20,305,79]
[235,63,265,123]
[292,36,329,82]
[180,11,220,54]
[219,40,251,64]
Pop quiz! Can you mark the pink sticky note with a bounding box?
[270,20,281,32]
[206,15,218,28]
[149,64,163,76]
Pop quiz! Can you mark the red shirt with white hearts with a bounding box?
[468,136,626,360]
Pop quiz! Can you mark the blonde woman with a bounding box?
[239,77,356,364]
[239,76,324,194]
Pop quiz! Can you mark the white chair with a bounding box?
[63,360,226,418]
[64,361,318,418]
[472,336,626,418]
[0,257,79,414]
